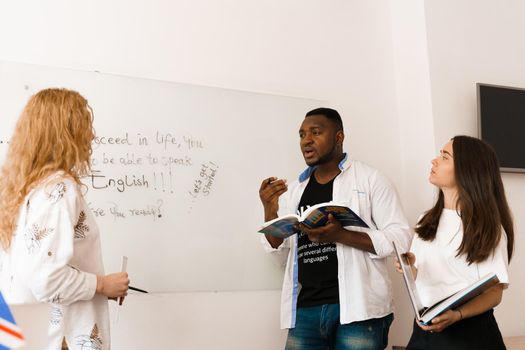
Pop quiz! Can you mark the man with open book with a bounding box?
[258,108,410,350]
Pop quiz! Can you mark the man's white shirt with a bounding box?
[261,156,411,329]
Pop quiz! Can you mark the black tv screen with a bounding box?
[477,83,525,173]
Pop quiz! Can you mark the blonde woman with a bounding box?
[0,88,129,350]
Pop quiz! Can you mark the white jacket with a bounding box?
[261,156,411,328]
[1,173,109,350]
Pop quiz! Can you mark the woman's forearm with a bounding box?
[455,283,504,320]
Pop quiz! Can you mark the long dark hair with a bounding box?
[415,135,514,264]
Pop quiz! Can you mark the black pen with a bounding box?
[129,286,148,293]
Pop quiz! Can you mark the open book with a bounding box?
[393,241,500,325]
[258,202,369,239]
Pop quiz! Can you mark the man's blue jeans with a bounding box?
[285,304,393,350]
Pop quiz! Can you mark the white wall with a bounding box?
[424,0,525,338]
[108,291,286,349]
[0,1,407,349]
[387,0,436,345]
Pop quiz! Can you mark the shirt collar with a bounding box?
[298,153,350,182]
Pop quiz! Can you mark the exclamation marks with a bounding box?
[152,171,174,194]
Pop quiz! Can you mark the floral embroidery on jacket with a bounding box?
[74,211,89,239]
[48,182,67,203]
[50,293,64,304]
[75,323,102,350]
[50,305,63,326]
[24,223,53,253]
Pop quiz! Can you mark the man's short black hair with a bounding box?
[305,107,343,131]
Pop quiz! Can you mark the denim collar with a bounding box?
[298,153,350,182]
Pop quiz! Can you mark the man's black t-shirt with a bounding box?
[297,173,339,308]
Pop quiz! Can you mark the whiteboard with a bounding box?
[0,61,322,292]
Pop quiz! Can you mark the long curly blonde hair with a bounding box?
[0,88,94,248]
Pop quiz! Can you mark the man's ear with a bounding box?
[336,130,344,146]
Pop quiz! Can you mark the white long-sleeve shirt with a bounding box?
[411,208,510,308]
[261,156,411,329]
[0,173,109,350]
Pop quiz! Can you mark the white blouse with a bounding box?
[411,209,509,308]
[0,173,110,350]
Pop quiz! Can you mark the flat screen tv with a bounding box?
[477,83,525,173]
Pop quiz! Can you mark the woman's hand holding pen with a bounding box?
[96,272,130,301]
